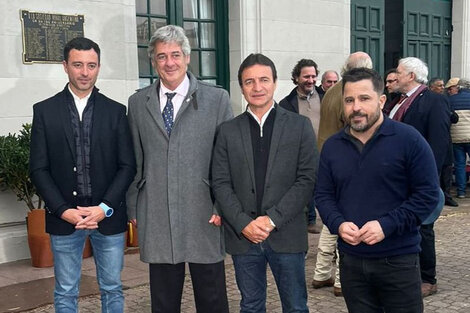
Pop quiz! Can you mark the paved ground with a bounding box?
[2,194,470,312]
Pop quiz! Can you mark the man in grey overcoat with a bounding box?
[126,25,232,313]
[212,53,318,312]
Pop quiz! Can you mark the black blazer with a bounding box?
[402,88,451,173]
[30,86,136,235]
[279,86,324,113]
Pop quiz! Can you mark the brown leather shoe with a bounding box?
[307,223,322,234]
[421,282,437,297]
[333,287,343,297]
[311,277,334,289]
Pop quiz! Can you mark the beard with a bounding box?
[298,81,315,95]
[348,107,381,133]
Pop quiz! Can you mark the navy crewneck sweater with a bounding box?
[315,116,440,258]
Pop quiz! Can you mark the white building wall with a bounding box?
[0,0,138,263]
[229,0,351,115]
[451,0,470,78]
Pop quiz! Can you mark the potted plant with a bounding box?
[0,124,91,267]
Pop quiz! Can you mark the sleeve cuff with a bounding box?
[99,202,114,217]
[377,215,396,237]
[268,217,276,228]
[56,204,71,219]
[330,217,347,235]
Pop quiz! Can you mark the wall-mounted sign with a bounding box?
[20,10,84,64]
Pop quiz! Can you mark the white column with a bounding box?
[229,0,262,115]
[451,0,470,78]
[228,0,351,115]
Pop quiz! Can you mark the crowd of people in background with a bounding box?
[29,24,467,313]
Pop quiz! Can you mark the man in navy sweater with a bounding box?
[315,68,439,313]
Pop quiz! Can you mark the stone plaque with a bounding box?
[20,10,84,64]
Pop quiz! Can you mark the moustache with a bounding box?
[348,112,367,119]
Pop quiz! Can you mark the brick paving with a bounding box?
[22,197,470,312]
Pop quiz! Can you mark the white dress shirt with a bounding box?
[68,85,91,121]
[159,75,190,118]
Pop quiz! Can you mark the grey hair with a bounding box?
[458,78,470,90]
[341,52,373,75]
[398,57,428,84]
[321,70,339,82]
[148,25,191,58]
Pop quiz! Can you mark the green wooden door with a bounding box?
[403,0,452,79]
[351,0,385,74]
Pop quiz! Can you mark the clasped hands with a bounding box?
[61,206,105,229]
[339,220,385,246]
[242,216,274,244]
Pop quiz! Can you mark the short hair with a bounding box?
[384,68,397,79]
[457,78,470,90]
[291,59,319,84]
[342,67,384,96]
[321,70,339,83]
[64,37,100,63]
[429,77,444,87]
[341,52,373,75]
[398,57,428,84]
[148,25,191,59]
[238,53,277,87]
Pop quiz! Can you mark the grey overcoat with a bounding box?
[126,72,233,264]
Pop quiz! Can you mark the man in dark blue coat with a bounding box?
[316,67,439,313]
[394,57,451,297]
[30,37,136,312]
[449,79,470,199]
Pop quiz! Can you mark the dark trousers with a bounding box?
[308,197,316,224]
[340,252,423,313]
[440,164,453,200]
[419,223,437,284]
[149,261,229,313]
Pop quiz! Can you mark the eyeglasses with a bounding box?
[386,79,398,84]
[326,80,338,84]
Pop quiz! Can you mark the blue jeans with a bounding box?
[340,252,422,313]
[232,242,308,313]
[453,143,470,196]
[50,230,125,313]
[307,197,316,225]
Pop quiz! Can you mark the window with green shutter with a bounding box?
[136,0,229,91]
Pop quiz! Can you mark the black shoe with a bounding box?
[445,198,459,207]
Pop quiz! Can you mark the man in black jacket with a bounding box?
[279,58,322,234]
[394,57,451,298]
[30,37,136,312]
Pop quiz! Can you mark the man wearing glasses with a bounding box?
[126,25,232,312]
[382,68,401,116]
